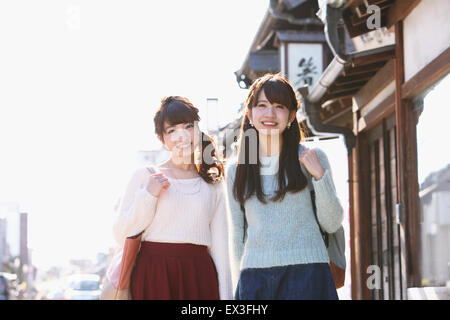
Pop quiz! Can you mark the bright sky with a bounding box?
[0,0,269,269]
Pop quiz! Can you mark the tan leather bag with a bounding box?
[100,232,143,300]
[329,260,345,289]
[101,167,155,299]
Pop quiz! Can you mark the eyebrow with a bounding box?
[164,123,193,130]
[257,100,285,107]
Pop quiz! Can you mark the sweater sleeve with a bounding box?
[311,148,344,234]
[208,181,233,300]
[112,167,158,247]
[224,162,245,294]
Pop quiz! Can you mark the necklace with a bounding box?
[165,166,203,195]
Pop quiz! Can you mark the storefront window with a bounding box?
[416,74,450,287]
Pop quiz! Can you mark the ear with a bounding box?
[158,135,165,146]
[289,111,297,124]
[246,109,252,121]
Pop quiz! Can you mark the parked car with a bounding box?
[0,274,9,300]
[65,274,101,300]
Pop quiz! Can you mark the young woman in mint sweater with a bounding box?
[225,73,344,300]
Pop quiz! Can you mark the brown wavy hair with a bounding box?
[154,96,224,184]
[233,73,308,206]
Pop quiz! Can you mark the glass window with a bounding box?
[416,74,450,288]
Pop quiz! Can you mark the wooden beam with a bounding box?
[275,30,326,43]
[351,50,395,67]
[344,0,362,10]
[394,21,421,290]
[349,131,357,299]
[353,59,395,111]
[349,10,389,27]
[329,81,368,93]
[323,90,360,102]
[386,0,421,29]
[335,73,377,86]
[321,107,352,125]
[344,0,420,38]
[355,132,372,299]
[405,100,421,289]
[322,97,353,109]
[343,0,393,37]
[350,108,360,299]
[401,46,450,100]
[394,21,404,209]
[357,93,395,132]
[345,62,387,76]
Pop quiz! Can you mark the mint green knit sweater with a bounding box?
[224,148,344,290]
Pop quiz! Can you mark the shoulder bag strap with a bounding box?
[310,190,329,247]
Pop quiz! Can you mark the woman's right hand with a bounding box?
[145,172,170,197]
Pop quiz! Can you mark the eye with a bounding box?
[257,103,266,108]
[186,123,194,129]
[167,129,175,134]
[275,104,285,109]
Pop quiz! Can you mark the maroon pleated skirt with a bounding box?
[130,241,220,300]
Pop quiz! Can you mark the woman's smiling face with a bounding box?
[162,121,196,157]
[248,89,293,136]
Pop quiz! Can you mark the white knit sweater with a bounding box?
[112,167,233,300]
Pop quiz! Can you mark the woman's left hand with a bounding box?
[299,147,325,180]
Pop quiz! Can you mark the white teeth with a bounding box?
[262,122,277,126]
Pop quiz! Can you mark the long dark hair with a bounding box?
[154,96,224,184]
[233,73,308,206]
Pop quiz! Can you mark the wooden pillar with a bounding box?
[358,133,372,300]
[394,21,422,291]
[351,106,372,300]
[350,111,361,300]
[349,148,358,299]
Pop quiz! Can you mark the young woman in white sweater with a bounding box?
[113,96,232,300]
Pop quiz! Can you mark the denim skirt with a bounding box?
[235,263,338,300]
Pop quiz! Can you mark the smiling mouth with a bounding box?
[261,121,279,127]
[176,143,191,148]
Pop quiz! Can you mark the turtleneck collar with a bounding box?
[260,153,279,175]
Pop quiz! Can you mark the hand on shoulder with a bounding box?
[135,166,170,197]
[298,147,325,180]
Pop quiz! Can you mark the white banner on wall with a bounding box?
[287,42,323,90]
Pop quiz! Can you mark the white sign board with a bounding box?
[287,42,323,90]
[352,27,395,52]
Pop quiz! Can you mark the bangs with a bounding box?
[154,97,200,137]
[161,100,199,127]
[261,80,297,111]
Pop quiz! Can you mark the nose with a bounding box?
[172,128,190,143]
[265,105,276,117]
